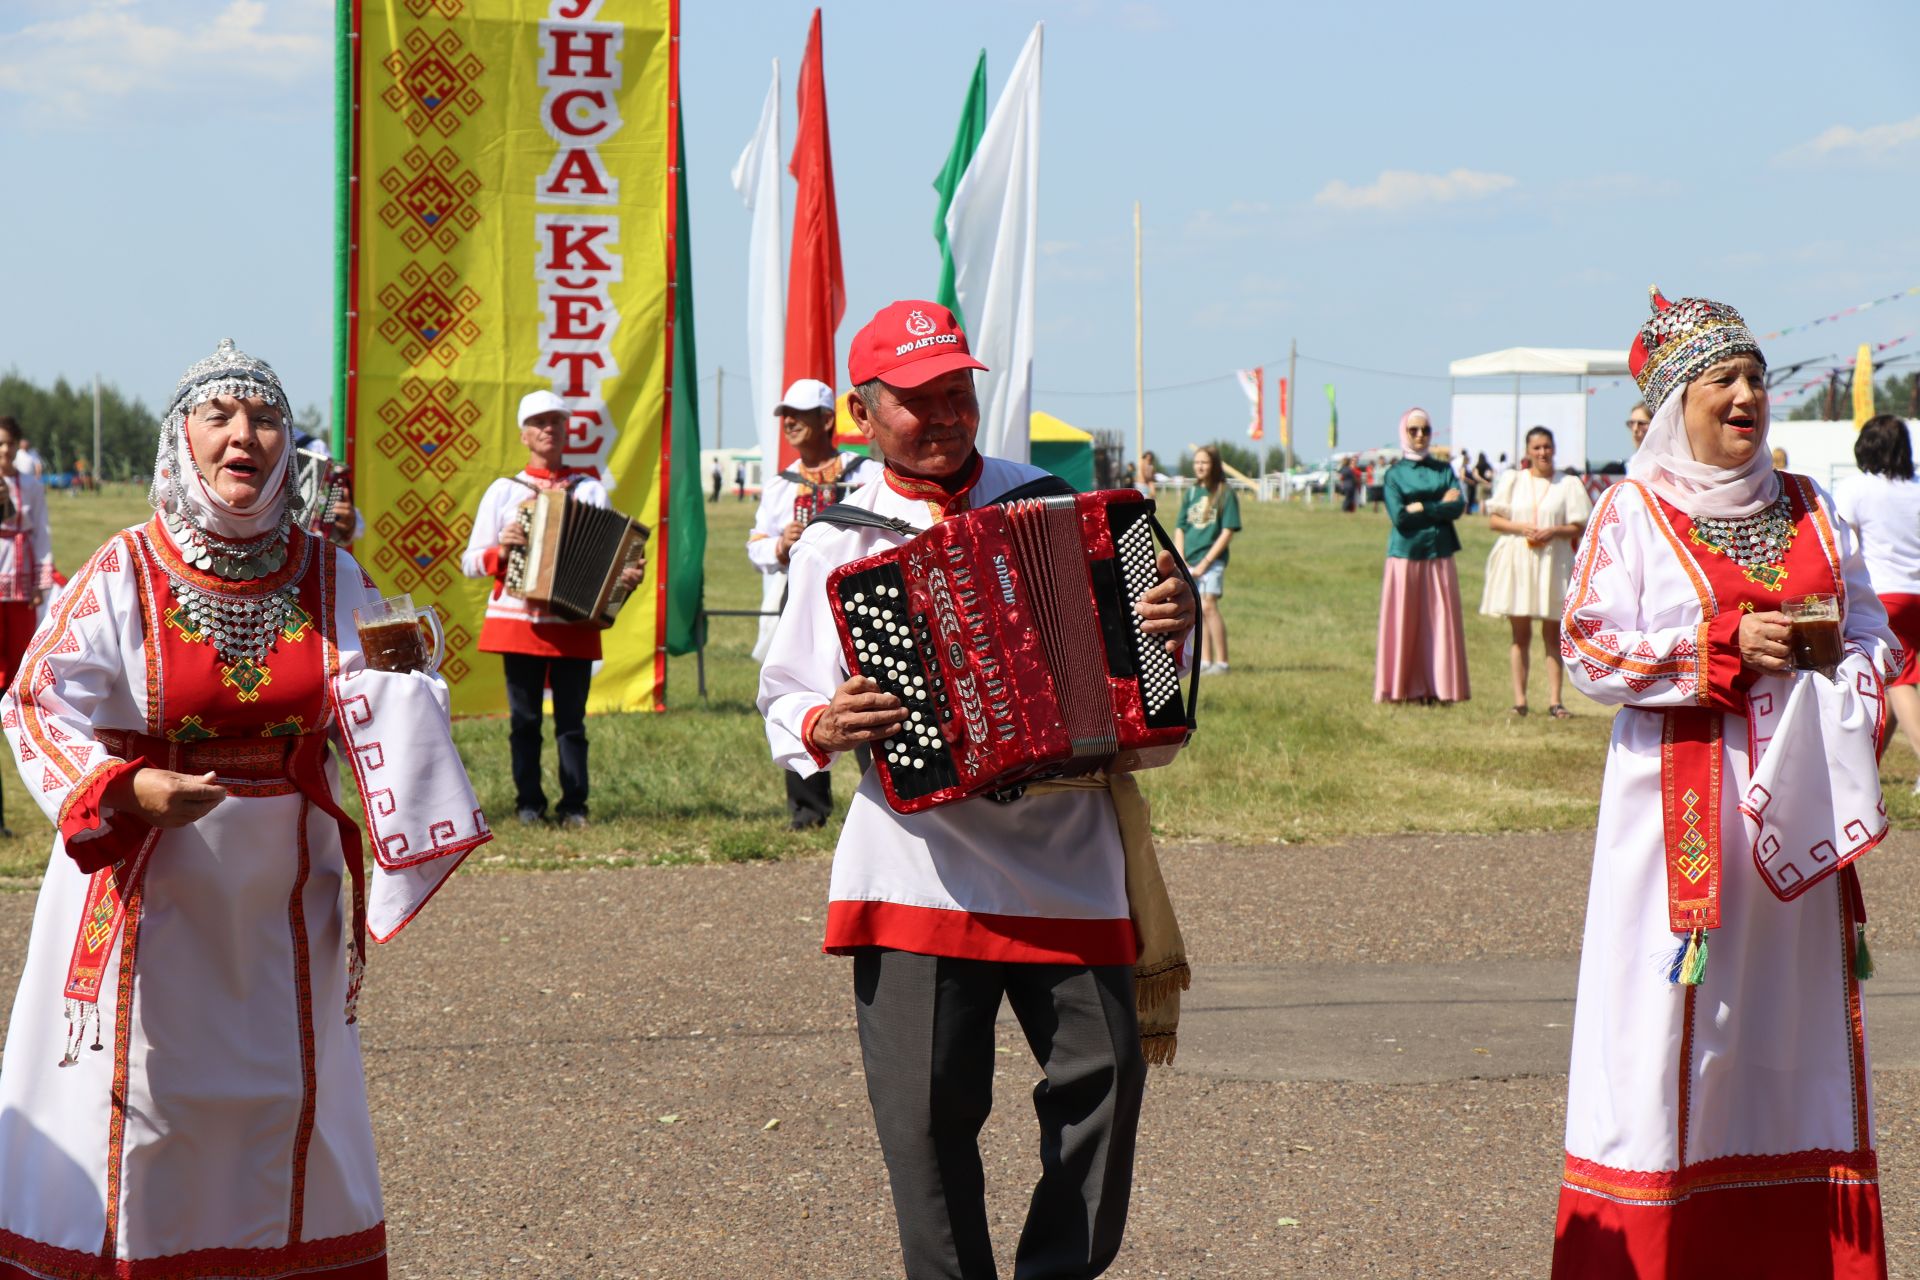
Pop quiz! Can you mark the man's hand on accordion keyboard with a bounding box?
[1137,549,1197,656]
[498,519,528,550]
[810,675,910,755]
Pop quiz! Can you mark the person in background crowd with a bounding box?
[460,390,645,828]
[1626,401,1652,450]
[1377,408,1470,704]
[1176,443,1241,675]
[1479,426,1591,718]
[1770,445,1789,471]
[1552,290,1896,1277]
[1338,458,1361,513]
[1474,452,1495,510]
[735,461,748,501]
[1833,414,1920,784]
[760,299,1196,1280]
[1136,449,1160,499]
[1457,449,1479,514]
[710,459,723,503]
[0,417,51,836]
[747,377,880,825]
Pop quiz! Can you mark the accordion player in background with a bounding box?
[460,390,644,829]
[757,301,1196,1280]
[746,376,880,828]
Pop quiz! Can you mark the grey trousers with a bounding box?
[852,948,1147,1280]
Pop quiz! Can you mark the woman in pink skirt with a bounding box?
[1376,408,1471,703]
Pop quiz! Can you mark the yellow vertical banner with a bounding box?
[1853,343,1876,429]
[348,0,676,714]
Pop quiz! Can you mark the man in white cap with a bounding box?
[459,390,643,827]
[747,377,880,826]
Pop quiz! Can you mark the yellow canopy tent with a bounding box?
[832,396,1097,492]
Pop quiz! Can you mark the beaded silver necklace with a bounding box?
[1687,496,1796,590]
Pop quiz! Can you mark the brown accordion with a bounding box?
[503,489,648,628]
[826,487,1196,813]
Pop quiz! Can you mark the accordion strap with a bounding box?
[808,504,925,537]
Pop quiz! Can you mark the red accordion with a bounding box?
[827,489,1195,814]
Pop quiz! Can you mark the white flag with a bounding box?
[946,24,1042,464]
[731,59,784,473]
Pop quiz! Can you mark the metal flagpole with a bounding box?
[1133,202,1144,480]
[715,365,724,450]
[1285,337,1297,480]
[92,374,101,490]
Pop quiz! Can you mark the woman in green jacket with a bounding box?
[1376,408,1470,703]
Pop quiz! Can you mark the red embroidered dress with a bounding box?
[1553,476,1898,1280]
[0,520,389,1278]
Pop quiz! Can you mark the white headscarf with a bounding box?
[152,340,295,541]
[1626,385,1779,519]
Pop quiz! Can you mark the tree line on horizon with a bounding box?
[0,372,325,481]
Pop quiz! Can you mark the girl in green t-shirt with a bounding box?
[1175,445,1242,674]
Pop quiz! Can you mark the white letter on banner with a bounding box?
[534,213,624,467]
[536,17,624,207]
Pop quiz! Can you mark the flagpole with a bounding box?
[1133,201,1144,479]
[1285,336,1297,481]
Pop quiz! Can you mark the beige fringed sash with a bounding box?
[1025,772,1190,1064]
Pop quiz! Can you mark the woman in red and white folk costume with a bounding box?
[0,341,488,1279]
[1552,293,1900,1278]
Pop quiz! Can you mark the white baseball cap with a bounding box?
[773,378,835,415]
[518,389,568,424]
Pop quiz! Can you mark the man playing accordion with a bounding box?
[758,300,1195,1279]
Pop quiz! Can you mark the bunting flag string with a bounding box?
[1759,285,1920,341]
[1766,333,1915,405]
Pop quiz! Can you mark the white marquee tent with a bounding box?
[1447,347,1630,472]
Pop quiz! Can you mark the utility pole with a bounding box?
[715,365,724,451]
[1132,202,1144,482]
[92,374,101,492]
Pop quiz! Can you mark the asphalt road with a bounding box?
[4,831,1920,1278]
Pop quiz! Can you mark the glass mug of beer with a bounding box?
[1785,592,1842,681]
[354,593,445,674]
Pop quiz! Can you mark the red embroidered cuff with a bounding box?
[482,546,504,579]
[800,704,832,770]
[1704,611,1750,712]
[58,758,148,874]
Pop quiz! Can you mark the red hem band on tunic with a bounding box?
[0,1223,387,1280]
[824,899,1138,966]
[1554,1152,1884,1280]
[475,615,601,660]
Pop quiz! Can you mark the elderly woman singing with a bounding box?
[0,341,487,1278]
[1551,294,1899,1278]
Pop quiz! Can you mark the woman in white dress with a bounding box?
[1480,426,1591,717]
[1551,291,1896,1278]
[0,341,486,1278]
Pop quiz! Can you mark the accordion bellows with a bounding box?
[828,490,1194,813]
[504,490,648,628]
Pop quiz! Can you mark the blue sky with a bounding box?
[3,0,1917,466]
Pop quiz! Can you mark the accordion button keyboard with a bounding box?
[837,563,961,802]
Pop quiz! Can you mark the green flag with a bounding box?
[666,110,706,657]
[932,50,988,326]
[1325,383,1338,451]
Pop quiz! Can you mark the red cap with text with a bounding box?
[847,300,989,389]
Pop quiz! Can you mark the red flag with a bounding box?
[783,8,844,468]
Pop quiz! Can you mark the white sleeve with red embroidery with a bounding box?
[757,530,844,777]
[459,479,514,579]
[1560,484,1725,709]
[2,536,147,848]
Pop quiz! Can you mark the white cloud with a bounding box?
[1313,168,1517,212]
[0,0,327,120]
[1777,116,1920,164]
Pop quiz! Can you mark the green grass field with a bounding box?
[1,481,1914,880]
